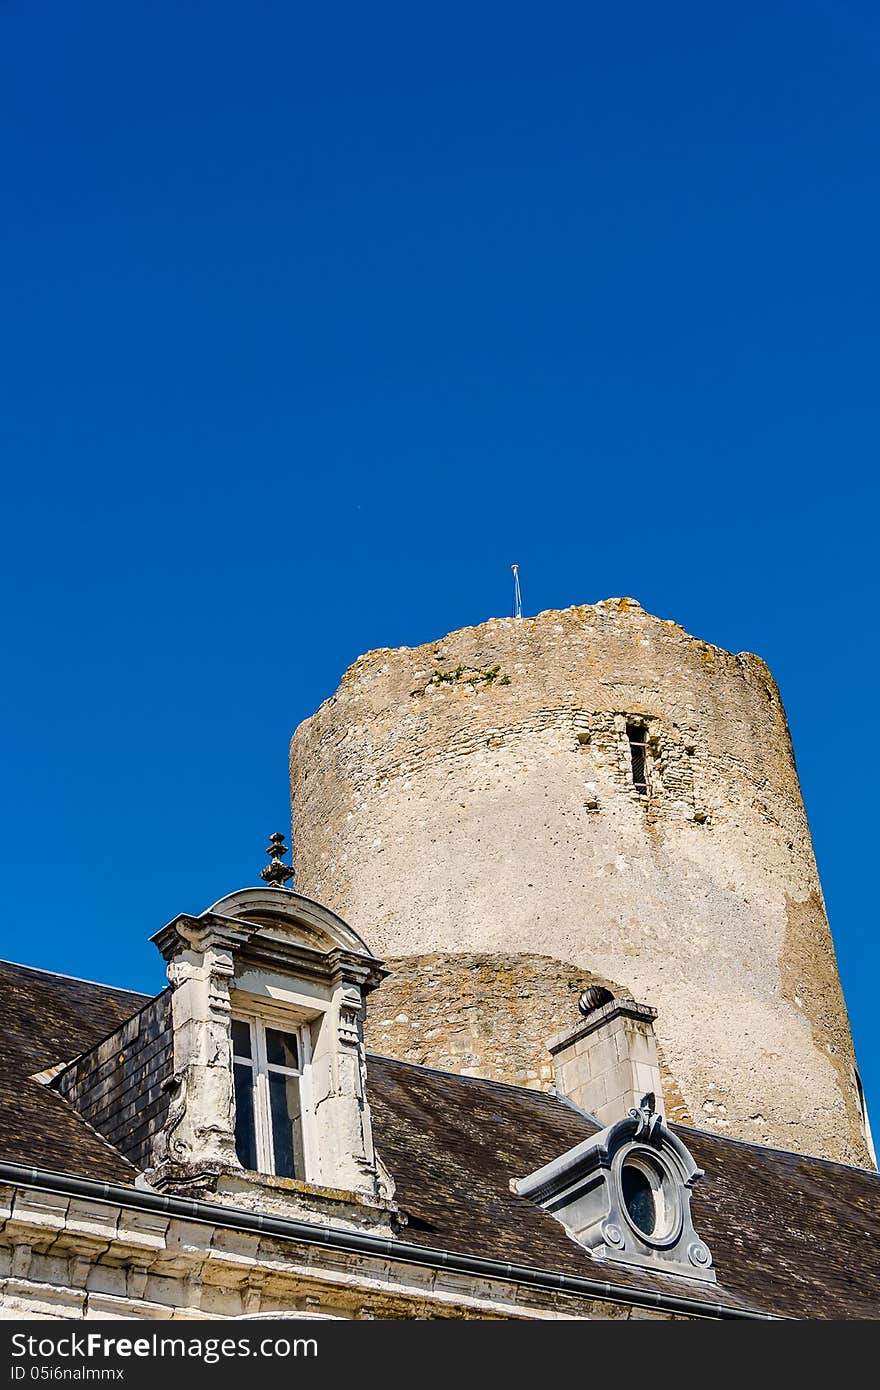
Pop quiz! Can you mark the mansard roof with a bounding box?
[0,959,143,1184]
[1,957,878,1320]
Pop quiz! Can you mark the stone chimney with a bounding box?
[548,991,664,1127]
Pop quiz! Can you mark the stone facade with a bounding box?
[144,888,397,1227]
[0,1177,685,1321]
[290,598,871,1167]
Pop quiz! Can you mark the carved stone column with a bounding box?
[147,916,249,1194]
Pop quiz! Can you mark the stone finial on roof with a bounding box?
[260,832,294,889]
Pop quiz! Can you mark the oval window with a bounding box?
[618,1150,681,1244]
[621,1161,656,1235]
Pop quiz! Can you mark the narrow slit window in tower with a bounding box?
[627,723,649,796]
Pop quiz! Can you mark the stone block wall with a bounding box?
[548,999,663,1128]
[364,952,614,1088]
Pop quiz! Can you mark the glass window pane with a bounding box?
[622,1164,656,1235]
[268,1070,304,1179]
[231,1019,252,1059]
[265,1027,299,1071]
[233,1061,257,1170]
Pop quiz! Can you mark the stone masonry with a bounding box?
[289,598,872,1167]
[547,997,664,1129]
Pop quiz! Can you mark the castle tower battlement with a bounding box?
[290,598,871,1166]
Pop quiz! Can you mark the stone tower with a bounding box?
[289,599,872,1167]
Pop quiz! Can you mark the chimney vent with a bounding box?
[578,984,615,1016]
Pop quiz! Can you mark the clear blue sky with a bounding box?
[2,2,878,1126]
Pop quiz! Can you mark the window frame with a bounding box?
[626,722,651,796]
[616,1145,682,1247]
[231,1009,316,1182]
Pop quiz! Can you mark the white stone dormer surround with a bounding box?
[146,887,398,1234]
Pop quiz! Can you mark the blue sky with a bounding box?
[2,2,879,1123]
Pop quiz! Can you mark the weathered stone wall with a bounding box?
[291,599,871,1167]
[55,992,172,1170]
[365,953,613,1090]
[365,954,694,1125]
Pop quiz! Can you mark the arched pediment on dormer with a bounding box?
[151,886,386,996]
[207,887,374,958]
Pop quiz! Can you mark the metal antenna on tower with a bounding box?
[511,564,523,619]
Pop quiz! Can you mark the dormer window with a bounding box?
[147,884,396,1226]
[512,1094,715,1283]
[232,1015,312,1180]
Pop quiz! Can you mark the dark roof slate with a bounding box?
[0,960,147,1184]
[1,959,878,1319]
[366,1053,880,1320]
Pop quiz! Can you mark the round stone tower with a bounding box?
[289,599,871,1167]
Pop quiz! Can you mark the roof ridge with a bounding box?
[0,957,153,999]
[366,1050,577,1106]
[672,1117,880,1180]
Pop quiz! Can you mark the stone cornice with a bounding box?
[150,912,254,962]
[150,901,387,993]
[235,937,388,993]
[0,1162,770,1319]
[546,999,659,1056]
